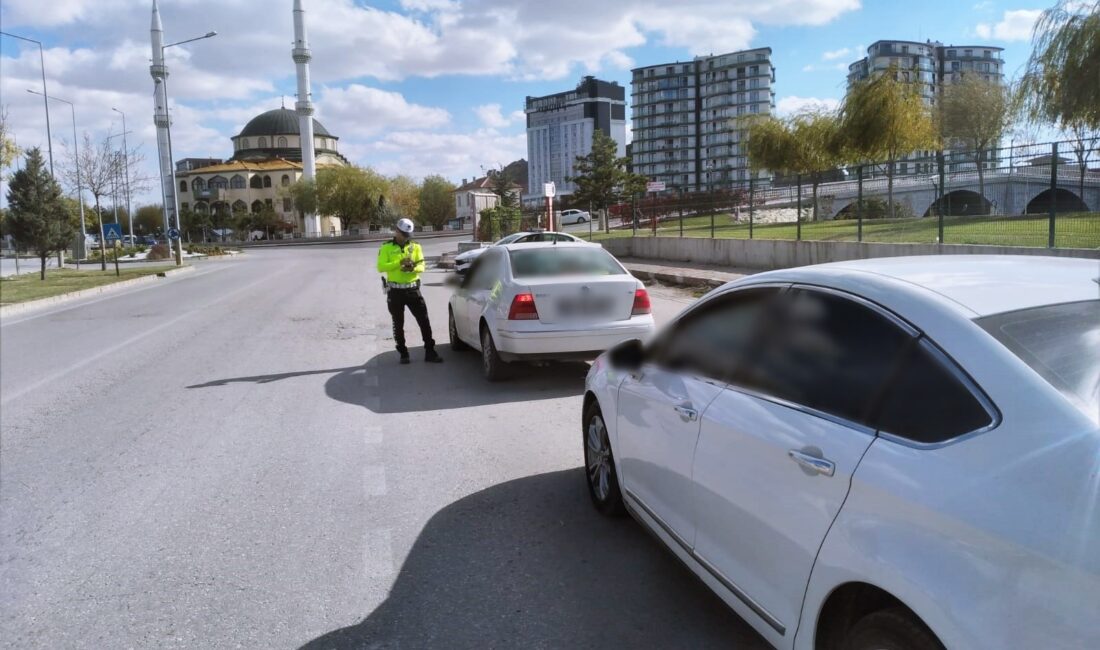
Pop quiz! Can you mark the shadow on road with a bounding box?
[323,347,588,414]
[299,469,766,649]
[186,366,363,388]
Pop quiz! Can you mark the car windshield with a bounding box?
[977,300,1100,420]
[509,247,625,278]
[494,233,527,246]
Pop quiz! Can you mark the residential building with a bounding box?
[525,76,627,200]
[846,40,1006,104]
[175,107,351,235]
[631,48,776,193]
[453,174,523,225]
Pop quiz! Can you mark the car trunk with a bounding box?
[519,276,638,324]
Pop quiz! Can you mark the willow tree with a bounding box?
[838,71,939,218]
[1018,1,1100,130]
[939,76,1011,214]
[746,109,846,221]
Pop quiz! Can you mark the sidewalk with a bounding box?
[620,257,756,289]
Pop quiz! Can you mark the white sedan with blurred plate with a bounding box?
[448,242,655,380]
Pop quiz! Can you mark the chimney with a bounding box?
[462,178,467,185]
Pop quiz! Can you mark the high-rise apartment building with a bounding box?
[631,48,775,192]
[846,40,1006,104]
[525,76,626,199]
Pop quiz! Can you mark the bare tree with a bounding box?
[1066,120,1099,208]
[60,133,129,270]
[0,105,20,174]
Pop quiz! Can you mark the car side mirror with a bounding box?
[608,338,645,371]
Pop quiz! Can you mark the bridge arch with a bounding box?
[923,190,993,217]
[1026,188,1088,214]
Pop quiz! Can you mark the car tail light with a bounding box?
[508,293,539,320]
[632,288,652,315]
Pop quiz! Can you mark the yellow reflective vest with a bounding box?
[377,239,426,284]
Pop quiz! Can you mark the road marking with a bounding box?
[0,269,283,407]
[363,465,387,496]
[363,528,394,582]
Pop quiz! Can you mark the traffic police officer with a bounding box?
[377,218,443,364]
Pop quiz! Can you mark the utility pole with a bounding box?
[113,108,134,241]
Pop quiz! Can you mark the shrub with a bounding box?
[147,243,172,260]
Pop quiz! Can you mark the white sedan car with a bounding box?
[453,231,582,275]
[584,255,1099,650]
[560,209,591,225]
[449,242,655,380]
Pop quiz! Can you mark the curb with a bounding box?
[624,266,731,290]
[0,266,197,318]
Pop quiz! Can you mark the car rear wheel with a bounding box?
[841,608,944,650]
[449,309,470,352]
[576,216,586,223]
[583,401,624,516]
[480,325,510,382]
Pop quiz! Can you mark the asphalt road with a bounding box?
[0,237,768,649]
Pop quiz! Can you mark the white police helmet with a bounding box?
[396,218,415,234]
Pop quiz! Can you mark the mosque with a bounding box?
[174,107,350,236]
[153,0,345,237]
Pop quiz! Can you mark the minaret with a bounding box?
[150,0,175,240]
[292,0,320,237]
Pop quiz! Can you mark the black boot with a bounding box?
[425,349,443,363]
[399,352,411,365]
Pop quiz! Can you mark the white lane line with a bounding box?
[0,270,282,407]
[0,263,234,327]
[363,528,394,582]
[363,465,387,497]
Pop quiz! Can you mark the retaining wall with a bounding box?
[602,237,1100,271]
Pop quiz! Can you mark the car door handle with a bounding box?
[788,450,835,477]
[673,405,698,422]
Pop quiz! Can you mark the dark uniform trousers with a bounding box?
[387,287,435,356]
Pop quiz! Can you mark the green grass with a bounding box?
[0,267,173,305]
[576,212,1100,249]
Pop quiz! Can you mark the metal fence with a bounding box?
[572,139,1100,250]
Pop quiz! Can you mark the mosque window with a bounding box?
[281,174,290,187]
[251,200,264,213]
[263,175,273,188]
[277,136,288,148]
[283,198,293,212]
[242,138,250,149]
[258,137,267,148]
[210,176,228,190]
[230,175,246,189]
[250,175,263,189]
[192,177,206,191]
[180,180,188,192]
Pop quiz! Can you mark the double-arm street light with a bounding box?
[158,30,217,265]
[26,89,86,267]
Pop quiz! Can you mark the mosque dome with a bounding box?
[238,108,332,138]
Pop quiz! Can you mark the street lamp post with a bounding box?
[5,31,61,266]
[112,108,134,242]
[156,31,217,266]
[26,89,86,268]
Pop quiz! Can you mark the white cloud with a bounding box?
[975,9,1041,42]
[318,85,451,137]
[822,47,851,60]
[473,104,525,129]
[776,96,840,116]
[368,129,527,181]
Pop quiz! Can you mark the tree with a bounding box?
[251,205,282,240]
[5,148,75,280]
[1065,120,1099,209]
[1018,1,1100,131]
[568,131,634,232]
[939,76,1011,213]
[179,206,210,242]
[0,105,20,175]
[417,175,456,229]
[60,132,129,270]
[746,109,847,221]
[316,166,389,229]
[387,174,420,220]
[284,178,317,229]
[838,71,939,218]
[135,204,164,236]
[488,168,518,209]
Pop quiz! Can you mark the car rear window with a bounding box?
[509,247,625,278]
[977,300,1100,419]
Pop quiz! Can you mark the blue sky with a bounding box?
[1,0,1048,204]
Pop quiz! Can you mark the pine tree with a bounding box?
[568,131,638,232]
[5,147,75,280]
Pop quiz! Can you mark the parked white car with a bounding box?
[560,209,591,225]
[449,242,655,380]
[583,255,1100,650]
[453,231,582,275]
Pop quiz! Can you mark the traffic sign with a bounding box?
[103,222,123,244]
[543,182,556,198]
[646,181,666,192]
[167,228,180,240]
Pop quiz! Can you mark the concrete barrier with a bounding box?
[602,237,1100,271]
